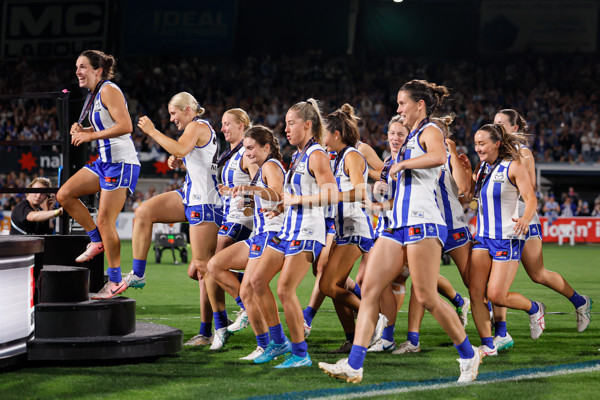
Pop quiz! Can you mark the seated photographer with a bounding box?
[10,177,63,235]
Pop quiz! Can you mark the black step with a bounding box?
[27,322,183,361]
[35,297,136,338]
[40,265,89,303]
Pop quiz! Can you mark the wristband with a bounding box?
[54,209,60,216]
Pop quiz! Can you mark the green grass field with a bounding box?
[1,242,599,399]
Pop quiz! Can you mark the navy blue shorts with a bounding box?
[472,235,525,262]
[380,223,447,247]
[443,227,473,253]
[267,236,324,262]
[84,159,140,194]
[244,231,277,259]
[525,223,542,241]
[219,221,253,242]
[335,235,374,253]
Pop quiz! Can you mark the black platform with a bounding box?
[28,322,182,361]
[26,264,183,362]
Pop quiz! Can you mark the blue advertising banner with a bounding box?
[123,0,237,55]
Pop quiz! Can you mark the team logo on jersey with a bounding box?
[410,210,424,218]
[192,194,203,200]
[493,172,504,182]
[296,163,306,173]
[105,176,118,184]
[408,227,422,236]
[496,250,508,257]
[301,227,314,235]
[530,226,538,234]
[292,240,302,247]
[220,224,229,232]
[251,244,262,252]
[427,225,435,233]
[191,211,201,218]
[229,160,239,169]
[344,226,355,234]
[456,215,466,224]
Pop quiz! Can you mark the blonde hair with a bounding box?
[430,113,456,138]
[27,177,51,188]
[289,98,325,145]
[168,92,205,116]
[224,108,252,131]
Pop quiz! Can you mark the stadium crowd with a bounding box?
[1,52,600,211]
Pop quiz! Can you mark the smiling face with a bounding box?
[396,90,423,128]
[75,56,101,90]
[221,112,245,144]
[285,110,310,147]
[474,129,500,163]
[168,104,193,130]
[388,122,409,155]
[243,137,270,165]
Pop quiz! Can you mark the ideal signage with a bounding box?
[1,0,109,59]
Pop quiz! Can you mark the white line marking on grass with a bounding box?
[307,364,600,400]
[247,360,600,400]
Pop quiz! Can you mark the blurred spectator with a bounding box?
[578,200,591,216]
[543,194,561,221]
[561,195,577,217]
[592,202,600,217]
[146,185,157,200]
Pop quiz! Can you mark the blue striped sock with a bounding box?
[268,324,286,344]
[481,336,494,349]
[303,306,317,326]
[494,321,507,337]
[487,301,493,312]
[132,259,146,277]
[451,293,464,308]
[200,322,212,337]
[527,301,539,315]
[86,227,102,243]
[107,267,122,283]
[348,345,367,370]
[235,296,245,310]
[214,310,228,330]
[569,291,586,308]
[256,332,269,349]
[455,336,475,359]
[407,331,419,346]
[382,324,395,342]
[292,341,308,357]
[351,283,362,299]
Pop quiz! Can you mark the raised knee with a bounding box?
[56,187,68,204]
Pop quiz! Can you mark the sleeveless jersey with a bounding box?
[181,119,221,207]
[278,143,327,244]
[476,160,522,239]
[374,155,397,236]
[514,143,541,226]
[389,122,445,228]
[89,81,140,165]
[334,148,373,238]
[436,153,468,230]
[324,151,337,219]
[221,147,253,227]
[253,159,286,235]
